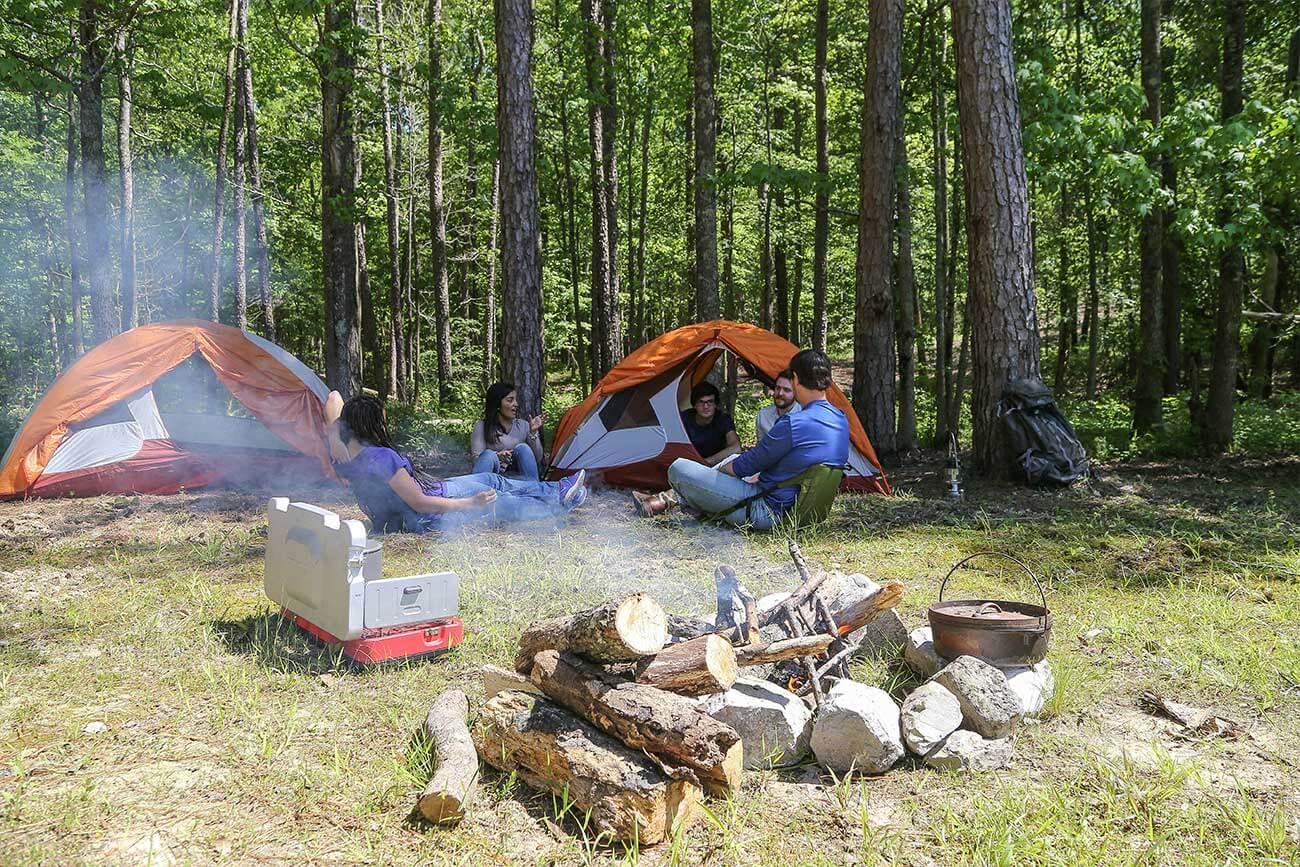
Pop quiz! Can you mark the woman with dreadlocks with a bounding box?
[324,392,587,533]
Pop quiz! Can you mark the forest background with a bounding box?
[0,0,1298,470]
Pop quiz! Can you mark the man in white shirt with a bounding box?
[755,369,800,442]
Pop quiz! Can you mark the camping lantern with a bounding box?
[944,433,963,499]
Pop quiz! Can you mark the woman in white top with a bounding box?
[470,382,544,479]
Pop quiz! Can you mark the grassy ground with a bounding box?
[2,450,1299,865]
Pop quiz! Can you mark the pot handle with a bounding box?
[939,552,1048,626]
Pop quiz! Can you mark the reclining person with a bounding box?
[755,368,801,442]
[633,349,846,529]
[681,381,741,467]
[470,381,544,479]
[326,392,586,533]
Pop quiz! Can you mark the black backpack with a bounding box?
[997,377,1089,486]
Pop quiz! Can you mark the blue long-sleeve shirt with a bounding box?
[731,398,849,513]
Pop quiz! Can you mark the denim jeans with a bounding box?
[666,458,777,530]
[438,471,570,527]
[471,443,540,480]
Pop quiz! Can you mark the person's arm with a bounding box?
[388,467,495,514]
[469,421,488,460]
[323,391,350,463]
[526,416,544,464]
[705,430,742,467]
[728,416,794,478]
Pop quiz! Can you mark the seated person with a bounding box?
[681,382,741,467]
[326,392,585,533]
[470,382,544,479]
[633,349,847,529]
[755,369,801,442]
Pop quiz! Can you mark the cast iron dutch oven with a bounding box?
[928,551,1051,666]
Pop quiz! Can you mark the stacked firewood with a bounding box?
[416,542,904,847]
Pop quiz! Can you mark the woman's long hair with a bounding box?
[340,395,397,450]
[482,382,516,447]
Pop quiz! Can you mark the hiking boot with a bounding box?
[559,469,587,507]
[632,489,679,517]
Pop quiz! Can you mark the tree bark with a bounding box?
[529,651,744,795]
[624,634,738,696]
[63,88,85,357]
[1248,252,1279,397]
[417,689,477,825]
[322,0,362,397]
[1134,0,1164,433]
[240,0,274,341]
[209,0,238,323]
[556,72,586,393]
[692,0,719,322]
[429,0,453,402]
[473,691,702,846]
[931,16,949,444]
[485,159,500,384]
[600,0,622,362]
[496,0,545,416]
[1052,186,1074,395]
[1085,187,1100,399]
[115,31,136,330]
[232,8,249,331]
[635,65,653,346]
[853,0,902,458]
[812,0,830,352]
[1206,0,1246,452]
[514,595,668,672]
[378,0,401,398]
[734,634,835,667]
[895,119,917,452]
[951,0,1042,476]
[358,221,381,389]
[1160,38,1180,394]
[79,0,117,343]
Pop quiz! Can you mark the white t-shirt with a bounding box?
[755,401,801,443]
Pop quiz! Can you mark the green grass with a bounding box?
[1,453,1299,864]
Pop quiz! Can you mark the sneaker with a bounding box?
[567,485,589,510]
[559,469,587,507]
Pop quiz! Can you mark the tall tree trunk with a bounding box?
[1206,0,1246,452]
[1134,0,1164,433]
[895,119,917,453]
[358,221,381,388]
[429,0,453,402]
[812,0,829,352]
[64,89,84,356]
[556,55,586,392]
[496,0,545,415]
[1284,28,1299,386]
[1160,36,1180,394]
[486,159,500,384]
[232,9,249,331]
[692,0,719,322]
[378,0,402,398]
[1248,253,1279,397]
[583,0,621,375]
[951,0,1042,476]
[758,48,773,330]
[240,0,274,340]
[600,0,622,362]
[931,15,949,444]
[116,31,136,330]
[635,67,652,346]
[321,0,362,397]
[209,0,238,323]
[853,0,902,458]
[1085,186,1100,399]
[1052,185,1072,394]
[79,0,117,343]
[791,99,805,346]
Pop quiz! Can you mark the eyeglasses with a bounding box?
[695,397,717,406]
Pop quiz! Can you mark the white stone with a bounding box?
[851,609,910,656]
[810,680,904,775]
[923,729,1013,771]
[700,677,812,769]
[819,572,882,613]
[900,682,963,756]
[757,592,791,615]
[904,626,948,679]
[1000,660,1055,717]
[82,721,109,734]
[932,656,1023,739]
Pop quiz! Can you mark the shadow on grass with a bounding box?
[211,612,355,675]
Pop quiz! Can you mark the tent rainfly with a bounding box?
[0,321,333,499]
[546,321,890,494]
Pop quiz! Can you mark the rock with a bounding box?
[756,592,791,615]
[900,682,962,756]
[699,677,812,769]
[810,680,904,775]
[818,572,881,613]
[745,623,794,681]
[932,656,1023,738]
[1000,660,1055,717]
[923,729,1012,771]
[904,626,947,679]
[851,609,909,656]
[82,721,109,734]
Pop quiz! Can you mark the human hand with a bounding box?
[471,490,497,508]
[324,390,344,424]
[529,414,544,434]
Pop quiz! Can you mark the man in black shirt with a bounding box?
[680,382,741,467]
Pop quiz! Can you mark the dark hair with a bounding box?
[789,349,833,390]
[775,368,794,385]
[340,395,397,450]
[483,382,517,445]
[690,381,721,404]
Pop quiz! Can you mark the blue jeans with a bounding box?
[438,471,570,527]
[666,458,777,530]
[471,444,540,480]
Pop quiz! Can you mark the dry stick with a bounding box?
[733,634,835,667]
[784,607,824,707]
[811,594,850,678]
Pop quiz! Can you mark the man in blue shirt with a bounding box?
[633,349,849,529]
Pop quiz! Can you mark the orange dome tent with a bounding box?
[547,321,890,494]
[0,321,333,499]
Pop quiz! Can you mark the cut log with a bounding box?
[830,581,904,636]
[628,634,738,696]
[416,689,478,825]
[734,634,835,668]
[514,594,668,672]
[480,664,542,698]
[666,613,716,642]
[473,690,701,845]
[530,650,744,795]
